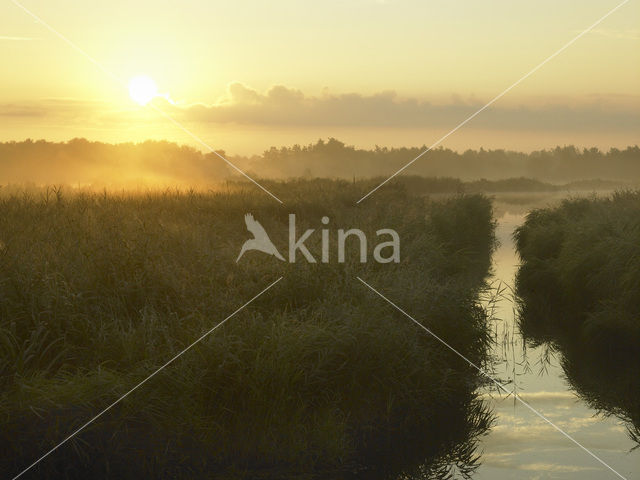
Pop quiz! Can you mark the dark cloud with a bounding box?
[0,98,115,120]
[0,104,47,117]
[2,86,638,134]
[177,83,640,133]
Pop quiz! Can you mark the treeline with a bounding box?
[245,138,640,182]
[1,138,639,186]
[0,138,231,186]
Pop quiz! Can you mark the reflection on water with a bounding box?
[551,335,640,447]
[474,192,639,480]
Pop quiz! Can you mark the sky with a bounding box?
[1,0,639,154]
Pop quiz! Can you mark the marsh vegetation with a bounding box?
[0,180,496,479]
[514,191,640,445]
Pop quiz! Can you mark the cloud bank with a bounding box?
[3,84,639,135]
[177,83,640,132]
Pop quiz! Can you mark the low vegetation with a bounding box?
[0,180,496,479]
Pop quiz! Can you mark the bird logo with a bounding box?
[236,213,285,262]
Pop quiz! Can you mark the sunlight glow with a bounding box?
[129,75,158,105]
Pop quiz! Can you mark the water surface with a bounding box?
[474,193,639,479]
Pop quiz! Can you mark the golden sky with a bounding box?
[1,0,639,154]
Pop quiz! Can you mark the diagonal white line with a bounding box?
[356,276,628,480]
[11,276,283,480]
[9,0,284,205]
[356,0,630,203]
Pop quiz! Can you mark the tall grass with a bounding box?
[0,180,496,479]
[514,190,640,443]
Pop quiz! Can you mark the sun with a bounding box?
[129,75,158,105]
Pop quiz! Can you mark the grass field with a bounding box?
[0,180,496,479]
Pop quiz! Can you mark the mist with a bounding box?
[2,138,639,188]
